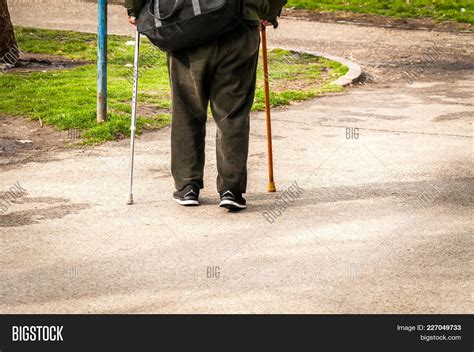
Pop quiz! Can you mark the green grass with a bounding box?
[287,0,474,24]
[0,27,347,144]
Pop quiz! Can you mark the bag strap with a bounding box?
[148,0,185,20]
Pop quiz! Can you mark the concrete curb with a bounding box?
[271,46,363,86]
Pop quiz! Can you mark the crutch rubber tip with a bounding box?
[268,182,276,193]
[126,194,134,205]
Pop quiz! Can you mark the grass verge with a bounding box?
[286,0,473,24]
[0,27,347,144]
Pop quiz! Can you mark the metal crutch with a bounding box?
[127,30,141,205]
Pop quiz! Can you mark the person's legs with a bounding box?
[167,48,212,191]
[209,25,260,194]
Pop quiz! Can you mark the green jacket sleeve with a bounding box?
[257,0,287,21]
[245,0,287,21]
[124,0,146,17]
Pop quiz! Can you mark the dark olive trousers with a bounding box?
[167,23,260,193]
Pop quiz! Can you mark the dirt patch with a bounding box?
[136,104,169,117]
[0,115,78,169]
[0,201,91,227]
[282,9,473,33]
[1,52,89,168]
[433,111,472,122]
[82,0,124,4]
[1,53,88,73]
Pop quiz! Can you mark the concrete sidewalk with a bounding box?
[2,1,473,313]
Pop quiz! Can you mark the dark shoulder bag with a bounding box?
[137,0,245,52]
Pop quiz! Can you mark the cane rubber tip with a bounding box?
[126,195,134,205]
[268,182,276,193]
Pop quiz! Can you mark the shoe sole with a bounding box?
[173,198,199,206]
[219,199,246,210]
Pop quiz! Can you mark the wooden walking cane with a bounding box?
[261,25,276,192]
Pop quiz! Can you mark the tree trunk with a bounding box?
[0,0,19,64]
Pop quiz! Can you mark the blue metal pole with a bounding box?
[97,0,107,122]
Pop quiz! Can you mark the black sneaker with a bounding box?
[219,190,246,210]
[173,184,200,206]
